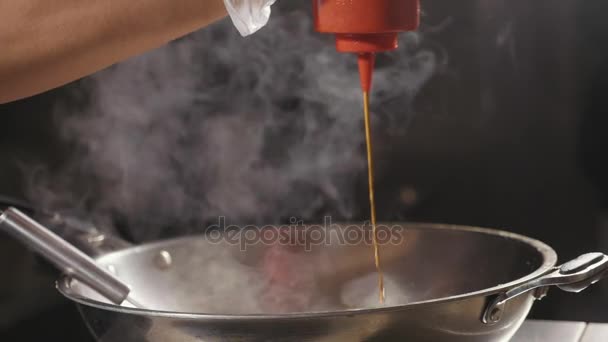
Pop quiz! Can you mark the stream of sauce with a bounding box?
[362,91,385,304]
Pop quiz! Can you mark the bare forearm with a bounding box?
[0,0,227,103]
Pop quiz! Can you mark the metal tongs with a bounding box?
[0,207,142,307]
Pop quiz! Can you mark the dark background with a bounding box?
[1,0,608,340]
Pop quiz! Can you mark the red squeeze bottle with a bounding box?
[312,0,421,92]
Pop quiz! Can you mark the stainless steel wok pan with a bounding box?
[1,207,607,342]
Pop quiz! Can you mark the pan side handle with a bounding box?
[35,209,133,257]
[26,212,132,258]
[482,253,608,324]
[62,226,132,258]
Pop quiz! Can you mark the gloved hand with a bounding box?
[223,0,277,36]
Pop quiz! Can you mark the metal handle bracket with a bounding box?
[482,253,608,324]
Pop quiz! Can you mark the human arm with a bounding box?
[0,0,227,104]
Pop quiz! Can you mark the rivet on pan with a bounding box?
[107,265,117,274]
[87,234,106,247]
[155,250,173,270]
[489,307,502,322]
[50,213,64,225]
[482,297,505,324]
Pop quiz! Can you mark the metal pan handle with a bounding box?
[0,196,132,257]
[0,207,131,305]
[483,252,608,324]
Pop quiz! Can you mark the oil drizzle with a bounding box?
[362,91,385,304]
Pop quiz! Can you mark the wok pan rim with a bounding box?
[56,222,558,320]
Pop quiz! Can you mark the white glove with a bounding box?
[223,0,277,37]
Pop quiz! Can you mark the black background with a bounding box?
[1,0,608,340]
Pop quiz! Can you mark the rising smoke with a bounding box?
[26,4,442,242]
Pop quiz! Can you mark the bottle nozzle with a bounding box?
[358,53,376,93]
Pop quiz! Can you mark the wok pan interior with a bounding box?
[62,223,555,315]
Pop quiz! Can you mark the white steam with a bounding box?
[27,5,440,241]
